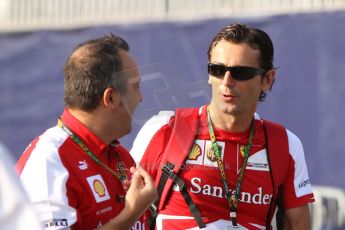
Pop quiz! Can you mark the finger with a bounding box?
[135,162,142,169]
[135,167,155,189]
[129,170,142,190]
[122,180,131,191]
[130,166,136,174]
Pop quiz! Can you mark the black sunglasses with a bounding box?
[208,63,266,81]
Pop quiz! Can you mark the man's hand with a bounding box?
[100,166,157,230]
[125,165,158,217]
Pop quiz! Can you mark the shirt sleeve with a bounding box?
[18,136,77,229]
[131,111,175,180]
[131,111,175,163]
[281,130,315,209]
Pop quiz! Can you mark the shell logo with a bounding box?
[188,143,202,160]
[93,179,106,197]
[87,174,110,202]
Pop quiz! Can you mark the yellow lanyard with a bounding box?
[57,117,127,182]
[207,109,255,226]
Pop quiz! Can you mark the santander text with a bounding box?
[190,177,273,205]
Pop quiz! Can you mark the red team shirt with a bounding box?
[16,109,144,230]
[131,105,314,230]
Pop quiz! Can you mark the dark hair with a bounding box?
[207,23,275,101]
[64,33,130,111]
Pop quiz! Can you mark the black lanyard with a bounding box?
[57,117,127,182]
[207,109,255,227]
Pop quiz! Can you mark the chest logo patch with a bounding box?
[204,141,225,167]
[206,145,221,162]
[87,174,110,203]
[188,143,202,160]
[246,149,269,171]
[186,140,225,167]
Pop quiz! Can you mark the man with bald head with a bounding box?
[16,34,157,230]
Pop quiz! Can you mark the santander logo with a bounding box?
[189,177,273,205]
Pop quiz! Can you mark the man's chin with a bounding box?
[124,126,132,136]
[219,104,237,115]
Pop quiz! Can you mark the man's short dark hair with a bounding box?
[208,23,275,101]
[64,33,130,111]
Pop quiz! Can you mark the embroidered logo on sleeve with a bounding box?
[87,174,110,203]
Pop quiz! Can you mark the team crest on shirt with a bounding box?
[240,145,246,157]
[87,174,110,203]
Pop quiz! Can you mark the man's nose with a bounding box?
[222,71,235,88]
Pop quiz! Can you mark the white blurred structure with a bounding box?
[271,185,345,230]
[311,185,345,230]
[0,143,42,229]
[1,0,345,32]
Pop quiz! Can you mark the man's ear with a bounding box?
[103,88,121,109]
[208,76,212,85]
[261,69,276,92]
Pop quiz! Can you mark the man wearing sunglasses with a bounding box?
[131,23,314,229]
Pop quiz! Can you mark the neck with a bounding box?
[208,105,254,133]
[68,108,120,144]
